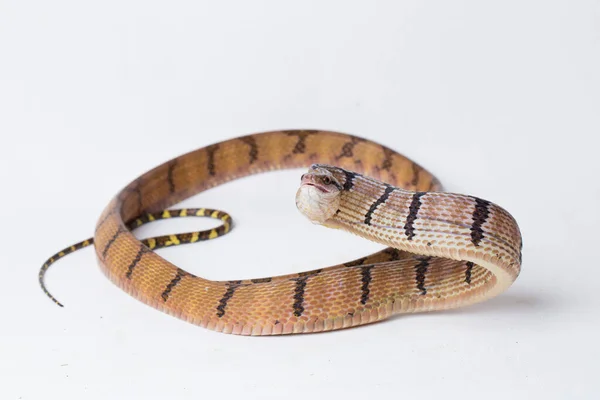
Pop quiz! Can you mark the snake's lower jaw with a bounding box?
[295,185,340,225]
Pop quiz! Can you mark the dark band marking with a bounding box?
[411,163,421,188]
[132,185,143,214]
[125,245,151,279]
[470,197,491,246]
[383,247,402,261]
[344,257,368,268]
[404,192,426,240]
[290,269,322,316]
[119,179,144,217]
[285,131,317,154]
[240,136,258,164]
[342,170,357,191]
[414,257,431,295]
[292,276,309,317]
[251,277,272,284]
[161,269,187,302]
[206,144,219,176]
[364,184,395,225]
[216,281,242,318]
[297,269,322,278]
[380,147,394,171]
[360,266,374,305]
[337,137,364,159]
[102,226,125,259]
[465,261,474,285]
[167,160,177,194]
[95,209,115,233]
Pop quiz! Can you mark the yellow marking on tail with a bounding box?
[165,235,180,246]
[191,231,199,242]
[83,240,91,247]
[162,210,171,219]
[211,210,220,218]
[58,251,65,257]
[148,214,156,222]
[209,229,218,239]
[223,221,230,233]
[196,209,205,216]
[70,246,76,252]
[180,209,188,217]
[136,219,143,227]
[147,238,156,249]
[221,214,230,221]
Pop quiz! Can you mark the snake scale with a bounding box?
[40,130,522,335]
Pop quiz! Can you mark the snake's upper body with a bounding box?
[43,130,522,335]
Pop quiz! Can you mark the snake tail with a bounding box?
[39,208,232,307]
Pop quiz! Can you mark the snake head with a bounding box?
[296,164,343,225]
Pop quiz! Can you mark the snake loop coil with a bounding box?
[40,130,522,335]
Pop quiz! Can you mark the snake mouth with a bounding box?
[301,174,331,193]
[303,182,329,193]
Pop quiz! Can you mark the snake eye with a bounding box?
[322,176,332,185]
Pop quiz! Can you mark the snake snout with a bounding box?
[296,168,342,225]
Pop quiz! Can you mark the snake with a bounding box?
[40,130,522,335]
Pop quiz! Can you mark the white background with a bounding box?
[1,1,599,399]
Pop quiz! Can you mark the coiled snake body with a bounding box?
[40,130,522,335]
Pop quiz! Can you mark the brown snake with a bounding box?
[41,130,522,335]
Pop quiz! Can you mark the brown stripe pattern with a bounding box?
[95,209,115,233]
[286,131,317,154]
[342,170,357,191]
[383,248,402,261]
[415,257,431,295]
[292,276,309,317]
[102,227,125,259]
[404,192,426,240]
[206,145,219,176]
[125,246,151,279]
[364,184,395,225]
[470,197,491,246]
[162,269,187,302]
[240,136,258,164]
[411,163,421,187]
[379,147,394,171]
[336,137,364,159]
[250,277,272,284]
[167,160,177,194]
[465,261,474,285]
[216,281,242,318]
[344,257,367,268]
[360,266,374,305]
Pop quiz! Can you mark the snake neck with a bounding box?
[325,170,522,294]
